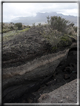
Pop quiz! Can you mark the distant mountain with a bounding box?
[11,12,77,26]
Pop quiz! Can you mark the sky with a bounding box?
[3,3,78,22]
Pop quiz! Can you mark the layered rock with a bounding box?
[38,79,77,103]
[3,43,77,103]
[2,27,77,103]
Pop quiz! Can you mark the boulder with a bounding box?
[38,79,77,103]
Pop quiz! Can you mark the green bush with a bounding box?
[58,35,72,47]
[15,23,22,30]
[49,16,69,33]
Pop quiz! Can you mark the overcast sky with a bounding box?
[3,3,78,22]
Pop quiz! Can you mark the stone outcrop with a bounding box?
[3,43,77,103]
[3,49,69,102]
[2,27,77,103]
[3,49,69,80]
[38,79,77,103]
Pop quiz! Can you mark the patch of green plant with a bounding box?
[3,32,15,41]
[49,16,69,33]
[60,35,71,41]
[51,45,57,52]
[3,30,21,41]
[20,28,30,32]
[58,35,72,47]
[3,27,30,41]
[3,29,11,33]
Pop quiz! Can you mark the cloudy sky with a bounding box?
[3,3,78,22]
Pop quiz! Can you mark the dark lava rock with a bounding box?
[2,44,77,103]
[2,26,77,103]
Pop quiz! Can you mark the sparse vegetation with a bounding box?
[49,16,69,33]
[58,35,72,47]
[3,27,30,41]
[2,16,77,52]
[2,22,30,34]
[2,15,77,104]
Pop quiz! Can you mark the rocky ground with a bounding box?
[38,79,77,103]
[2,26,77,104]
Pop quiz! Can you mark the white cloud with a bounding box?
[3,3,78,22]
[57,9,78,16]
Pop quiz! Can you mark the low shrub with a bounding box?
[57,35,72,47]
[49,16,69,33]
[14,23,22,30]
